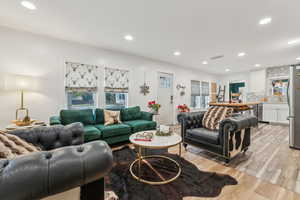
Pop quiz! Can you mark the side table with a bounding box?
[5,121,47,132]
[129,131,182,185]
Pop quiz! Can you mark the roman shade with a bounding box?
[191,80,200,96]
[201,81,210,96]
[65,61,99,91]
[105,67,129,93]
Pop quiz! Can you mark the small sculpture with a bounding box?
[140,83,150,96]
[176,84,186,96]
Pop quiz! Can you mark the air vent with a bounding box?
[210,55,224,60]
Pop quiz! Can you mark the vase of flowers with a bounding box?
[177,104,190,113]
[148,100,161,114]
[177,104,190,123]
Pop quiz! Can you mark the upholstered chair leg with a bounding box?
[81,178,104,200]
[183,143,188,150]
[224,158,230,164]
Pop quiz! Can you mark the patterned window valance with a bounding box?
[105,67,129,93]
[65,62,98,91]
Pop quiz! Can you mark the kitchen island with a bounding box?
[209,102,261,111]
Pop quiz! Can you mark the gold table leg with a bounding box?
[130,152,182,185]
[179,143,182,166]
[179,143,181,157]
[138,146,142,181]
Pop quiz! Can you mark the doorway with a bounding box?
[229,81,246,103]
[157,72,174,125]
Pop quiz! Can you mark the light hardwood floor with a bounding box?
[169,123,300,200]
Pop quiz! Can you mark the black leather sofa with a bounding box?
[0,123,113,200]
[181,111,258,162]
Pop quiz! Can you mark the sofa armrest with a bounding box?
[219,115,257,158]
[219,114,258,133]
[9,123,84,150]
[50,116,62,125]
[141,111,154,121]
[0,141,113,200]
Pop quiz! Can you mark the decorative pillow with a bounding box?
[0,131,40,159]
[202,106,233,130]
[104,110,122,126]
[216,107,234,129]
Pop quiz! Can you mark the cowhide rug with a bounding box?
[105,147,237,200]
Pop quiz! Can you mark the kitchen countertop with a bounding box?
[262,102,288,104]
[209,102,261,106]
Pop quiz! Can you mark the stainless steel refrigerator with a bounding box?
[288,65,300,149]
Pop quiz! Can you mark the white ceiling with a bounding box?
[0,0,300,74]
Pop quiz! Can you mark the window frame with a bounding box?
[66,90,98,110]
[191,80,210,109]
[200,81,210,109]
[105,91,129,109]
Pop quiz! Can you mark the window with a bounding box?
[65,62,98,109]
[105,92,128,109]
[67,91,96,109]
[200,81,210,109]
[191,80,201,108]
[229,82,245,102]
[191,80,210,109]
[105,67,129,109]
[159,76,171,88]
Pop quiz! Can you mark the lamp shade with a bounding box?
[3,74,38,92]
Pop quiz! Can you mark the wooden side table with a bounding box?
[5,121,47,132]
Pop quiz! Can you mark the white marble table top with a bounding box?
[6,122,46,131]
[129,130,182,149]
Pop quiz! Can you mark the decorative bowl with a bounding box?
[12,120,35,127]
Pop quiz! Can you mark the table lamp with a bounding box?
[4,74,38,126]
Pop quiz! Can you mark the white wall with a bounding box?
[249,69,266,93]
[0,26,217,128]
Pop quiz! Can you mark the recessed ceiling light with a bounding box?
[21,1,36,10]
[173,51,181,56]
[288,39,300,45]
[255,64,261,67]
[225,68,231,72]
[202,61,208,65]
[124,34,134,41]
[259,17,272,25]
[238,52,246,57]
[296,57,300,61]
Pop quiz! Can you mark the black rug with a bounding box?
[105,147,238,200]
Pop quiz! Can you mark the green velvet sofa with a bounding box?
[49,106,156,145]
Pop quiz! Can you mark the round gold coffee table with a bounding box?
[129,131,182,185]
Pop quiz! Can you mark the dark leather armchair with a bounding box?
[181,111,258,162]
[0,123,113,200]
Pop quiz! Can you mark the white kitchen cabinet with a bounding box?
[263,106,277,122]
[277,107,289,123]
[263,103,289,124]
